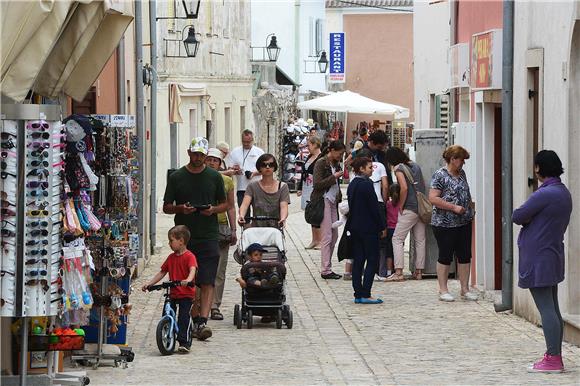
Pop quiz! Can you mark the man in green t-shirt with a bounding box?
[163,137,227,342]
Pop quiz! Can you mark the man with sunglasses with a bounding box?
[163,137,228,342]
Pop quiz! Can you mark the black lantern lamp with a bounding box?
[266,34,281,62]
[182,0,201,19]
[317,51,329,73]
[183,26,200,57]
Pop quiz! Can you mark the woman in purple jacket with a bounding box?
[512,150,572,373]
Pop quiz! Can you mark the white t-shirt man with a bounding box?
[228,145,264,191]
[371,161,388,202]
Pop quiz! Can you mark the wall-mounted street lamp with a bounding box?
[251,33,281,62]
[266,34,281,62]
[157,0,201,19]
[164,25,201,58]
[183,26,200,57]
[303,50,329,74]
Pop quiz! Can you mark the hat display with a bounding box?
[206,147,223,160]
[246,243,268,254]
[189,137,209,154]
[306,118,315,127]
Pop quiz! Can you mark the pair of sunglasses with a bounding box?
[29,149,49,158]
[27,168,49,178]
[26,269,47,277]
[25,279,49,291]
[28,190,49,197]
[0,133,16,140]
[0,209,16,217]
[1,140,15,149]
[27,249,48,256]
[0,298,14,307]
[28,220,49,227]
[1,150,16,158]
[27,121,50,131]
[28,229,49,237]
[27,181,49,189]
[1,171,16,179]
[0,270,15,277]
[28,209,49,216]
[0,161,16,170]
[26,239,49,246]
[26,258,48,265]
[28,160,49,167]
[27,142,50,149]
[28,132,50,140]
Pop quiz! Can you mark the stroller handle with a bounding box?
[247,216,280,221]
[147,281,194,291]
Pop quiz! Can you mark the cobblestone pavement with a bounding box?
[87,196,580,385]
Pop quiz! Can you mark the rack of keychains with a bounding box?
[0,107,137,384]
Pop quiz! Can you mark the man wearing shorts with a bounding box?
[163,137,227,340]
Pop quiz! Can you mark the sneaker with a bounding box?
[343,273,352,281]
[195,323,212,341]
[461,291,479,301]
[528,354,564,373]
[321,272,342,280]
[375,275,387,282]
[439,292,455,302]
[177,345,190,353]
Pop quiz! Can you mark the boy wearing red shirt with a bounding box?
[142,225,197,353]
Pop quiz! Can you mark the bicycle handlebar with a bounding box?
[147,281,194,291]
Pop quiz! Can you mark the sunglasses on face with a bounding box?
[262,162,275,169]
[27,121,50,131]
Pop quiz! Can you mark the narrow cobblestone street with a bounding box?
[88,197,580,385]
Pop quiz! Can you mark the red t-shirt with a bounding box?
[160,250,198,299]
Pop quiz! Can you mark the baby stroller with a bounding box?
[233,216,293,329]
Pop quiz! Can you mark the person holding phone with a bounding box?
[163,137,228,342]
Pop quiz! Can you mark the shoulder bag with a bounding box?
[400,164,432,224]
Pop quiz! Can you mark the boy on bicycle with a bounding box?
[142,225,197,353]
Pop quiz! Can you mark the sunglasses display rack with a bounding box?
[66,114,137,369]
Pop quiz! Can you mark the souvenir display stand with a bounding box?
[281,121,310,192]
[1,108,137,385]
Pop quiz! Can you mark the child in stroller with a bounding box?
[233,221,293,329]
[236,243,286,289]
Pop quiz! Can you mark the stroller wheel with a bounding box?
[276,309,283,329]
[247,310,253,329]
[286,310,293,329]
[234,304,241,327]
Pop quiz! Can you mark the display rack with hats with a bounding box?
[280,119,311,192]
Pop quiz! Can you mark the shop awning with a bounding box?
[297,90,410,119]
[34,0,133,101]
[276,66,298,86]
[0,0,75,102]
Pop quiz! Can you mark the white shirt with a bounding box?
[228,145,264,191]
[371,162,387,202]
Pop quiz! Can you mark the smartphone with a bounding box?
[193,204,210,211]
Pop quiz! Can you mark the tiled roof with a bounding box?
[326,0,413,8]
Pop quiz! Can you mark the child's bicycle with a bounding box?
[146,280,194,355]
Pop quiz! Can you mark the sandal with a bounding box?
[412,271,423,280]
[385,273,405,282]
[210,308,223,320]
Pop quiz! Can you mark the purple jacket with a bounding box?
[512,178,572,288]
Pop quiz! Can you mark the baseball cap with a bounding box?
[206,147,223,160]
[189,137,209,154]
[246,243,267,254]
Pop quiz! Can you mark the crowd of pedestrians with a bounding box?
[153,125,572,373]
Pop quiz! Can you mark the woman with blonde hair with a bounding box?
[429,145,477,302]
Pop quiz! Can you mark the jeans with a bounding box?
[529,286,564,356]
[170,298,193,347]
[351,233,379,299]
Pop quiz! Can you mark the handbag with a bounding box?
[337,227,352,262]
[400,164,432,224]
[304,195,324,227]
[218,224,233,245]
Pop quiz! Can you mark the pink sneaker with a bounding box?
[527,354,564,373]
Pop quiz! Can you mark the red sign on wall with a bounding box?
[472,32,492,88]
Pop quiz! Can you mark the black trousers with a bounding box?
[351,233,380,299]
[170,298,193,347]
[529,286,564,356]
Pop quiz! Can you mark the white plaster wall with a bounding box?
[512,1,579,322]
[413,0,450,129]
[251,0,326,95]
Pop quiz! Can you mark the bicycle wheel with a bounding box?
[156,318,176,355]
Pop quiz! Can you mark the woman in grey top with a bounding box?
[385,147,427,282]
[429,145,477,302]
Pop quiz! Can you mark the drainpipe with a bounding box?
[294,0,301,90]
[149,0,158,255]
[494,0,514,312]
[117,37,126,113]
[135,0,146,264]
